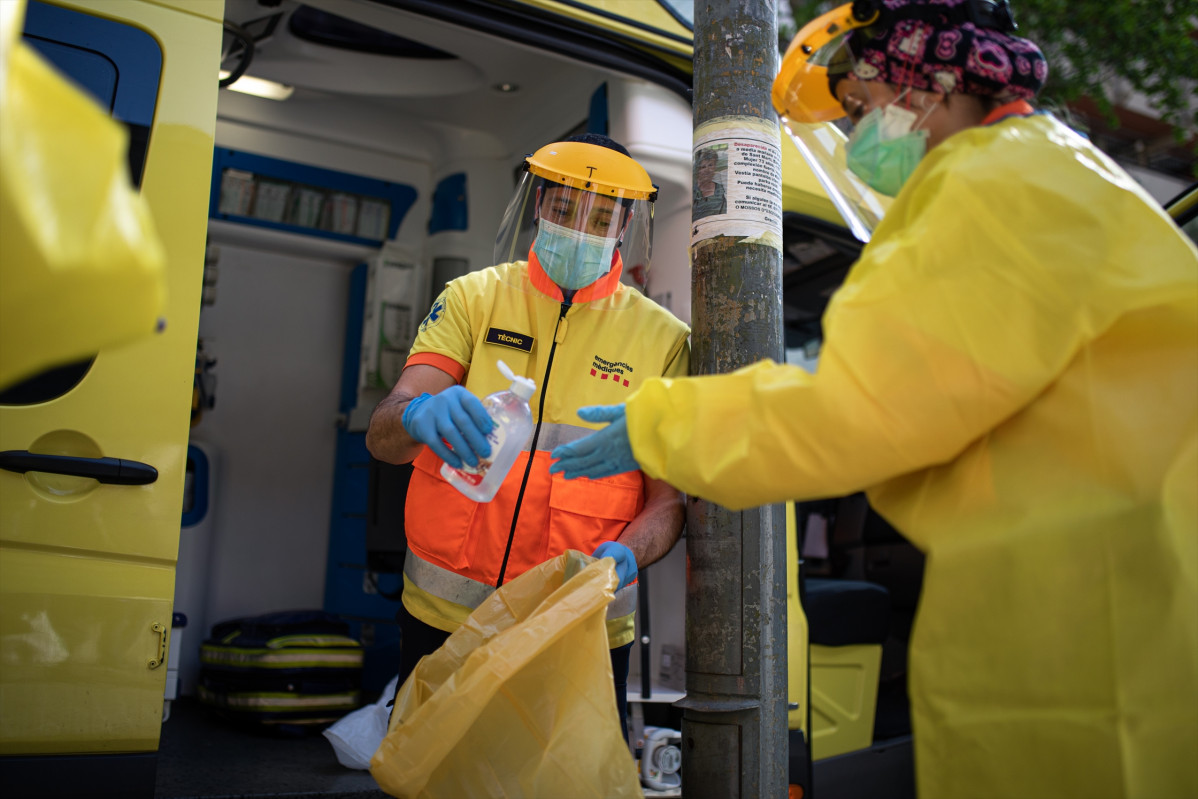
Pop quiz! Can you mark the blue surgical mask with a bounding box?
[533,218,617,289]
[845,103,929,197]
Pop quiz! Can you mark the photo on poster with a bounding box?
[693,144,728,219]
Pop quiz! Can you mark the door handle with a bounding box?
[148,622,168,669]
[0,450,158,485]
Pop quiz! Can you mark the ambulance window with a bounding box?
[23,2,160,189]
[3,2,163,405]
[0,361,95,406]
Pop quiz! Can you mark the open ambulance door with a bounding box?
[0,1,221,796]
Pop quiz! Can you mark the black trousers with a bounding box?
[395,602,633,742]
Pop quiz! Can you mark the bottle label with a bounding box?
[444,424,506,486]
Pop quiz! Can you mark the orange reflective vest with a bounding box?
[401,252,690,646]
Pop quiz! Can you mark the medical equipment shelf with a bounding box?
[209,148,417,247]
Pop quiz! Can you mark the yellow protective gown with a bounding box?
[628,113,1198,798]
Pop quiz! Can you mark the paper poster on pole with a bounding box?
[691,117,784,250]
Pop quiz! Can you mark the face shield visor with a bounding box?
[773,2,893,242]
[494,141,656,293]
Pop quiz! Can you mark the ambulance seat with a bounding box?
[806,578,890,760]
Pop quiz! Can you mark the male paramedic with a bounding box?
[365,133,690,741]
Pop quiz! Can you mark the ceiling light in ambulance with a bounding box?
[218,70,294,101]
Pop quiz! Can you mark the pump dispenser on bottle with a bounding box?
[440,360,536,503]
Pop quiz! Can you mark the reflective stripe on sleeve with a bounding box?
[609,583,637,619]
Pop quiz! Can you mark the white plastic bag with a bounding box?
[324,675,399,770]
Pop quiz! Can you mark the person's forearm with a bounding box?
[367,364,465,465]
[616,486,684,569]
[365,392,423,464]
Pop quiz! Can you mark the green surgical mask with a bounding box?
[533,218,617,289]
[846,104,929,197]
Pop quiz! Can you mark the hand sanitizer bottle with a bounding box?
[440,360,535,503]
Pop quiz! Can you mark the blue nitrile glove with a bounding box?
[548,404,639,480]
[593,541,637,591]
[402,387,495,470]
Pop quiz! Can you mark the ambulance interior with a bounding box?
[9,1,927,796]
[187,0,701,721]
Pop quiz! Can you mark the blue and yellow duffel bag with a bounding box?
[198,610,364,734]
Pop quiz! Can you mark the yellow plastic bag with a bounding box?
[370,551,641,799]
[0,0,165,390]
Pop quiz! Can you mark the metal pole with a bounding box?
[680,2,788,797]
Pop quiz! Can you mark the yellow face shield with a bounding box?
[773,2,882,124]
[772,2,892,242]
[494,141,657,293]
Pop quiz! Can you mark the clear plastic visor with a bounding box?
[494,170,654,289]
[776,24,894,242]
[780,115,893,244]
